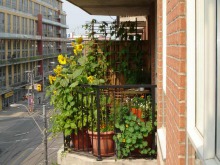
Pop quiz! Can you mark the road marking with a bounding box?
[15,138,29,142]
[14,132,29,136]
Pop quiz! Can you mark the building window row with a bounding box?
[0,0,64,24]
[43,23,66,38]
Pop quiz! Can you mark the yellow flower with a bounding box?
[122,139,126,143]
[58,54,67,65]
[76,37,83,44]
[71,42,75,47]
[52,76,56,81]
[49,75,56,84]
[87,76,94,83]
[53,90,57,95]
[126,124,128,128]
[75,44,83,52]
[54,65,62,75]
[74,49,78,55]
[49,75,53,84]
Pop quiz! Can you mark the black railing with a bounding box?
[64,84,157,160]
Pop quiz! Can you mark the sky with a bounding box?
[62,0,116,35]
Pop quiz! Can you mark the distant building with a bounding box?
[0,0,68,110]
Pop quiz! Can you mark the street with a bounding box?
[0,98,63,165]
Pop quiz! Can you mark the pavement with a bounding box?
[0,92,63,165]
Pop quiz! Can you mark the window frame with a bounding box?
[187,0,219,164]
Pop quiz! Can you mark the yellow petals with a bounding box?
[49,75,56,84]
[122,139,126,143]
[54,65,62,76]
[58,54,67,65]
[74,49,78,55]
[87,76,94,83]
[126,124,128,128]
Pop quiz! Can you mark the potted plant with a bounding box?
[46,37,108,151]
[113,97,155,159]
[88,95,115,157]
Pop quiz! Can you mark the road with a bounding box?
[0,100,63,165]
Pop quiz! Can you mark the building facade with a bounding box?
[0,0,68,110]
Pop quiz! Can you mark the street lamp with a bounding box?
[25,65,41,111]
[10,103,48,165]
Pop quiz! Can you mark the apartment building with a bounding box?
[0,0,68,110]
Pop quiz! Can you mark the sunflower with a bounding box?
[73,49,78,55]
[75,44,83,52]
[49,75,53,84]
[87,76,94,83]
[58,54,67,65]
[53,65,62,76]
[76,37,83,44]
[49,75,56,84]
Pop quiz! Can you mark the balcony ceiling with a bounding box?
[67,0,155,16]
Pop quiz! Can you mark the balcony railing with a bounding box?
[0,56,43,66]
[62,84,157,160]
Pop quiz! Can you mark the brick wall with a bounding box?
[166,0,186,164]
[157,0,163,129]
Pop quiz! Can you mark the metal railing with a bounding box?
[63,84,157,160]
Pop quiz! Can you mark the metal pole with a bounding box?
[43,105,48,165]
[31,72,34,111]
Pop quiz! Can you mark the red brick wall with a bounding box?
[157,0,163,129]
[166,0,186,164]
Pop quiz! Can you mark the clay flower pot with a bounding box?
[131,108,145,122]
[88,131,115,157]
[71,130,92,151]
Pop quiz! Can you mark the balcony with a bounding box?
[57,84,156,164]
[0,56,43,66]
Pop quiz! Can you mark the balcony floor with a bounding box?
[57,146,157,165]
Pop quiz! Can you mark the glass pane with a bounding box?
[216,0,220,160]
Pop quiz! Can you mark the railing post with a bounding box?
[96,87,102,161]
[151,86,156,155]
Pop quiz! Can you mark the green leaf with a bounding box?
[78,56,87,65]
[71,68,83,80]
[128,127,134,133]
[67,95,73,102]
[64,129,72,136]
[126,138,132,144]
[70,123,76,129]
[60,79,69,87]
[70,81,79,88]
[119,125,125,131]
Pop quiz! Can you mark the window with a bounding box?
[13,15,16,33]
[5,0,11,8]
[7,14,10,33]
[187,0,219,164]
[0,12,4,32]
[29,0,32,14]
[0,40,5,60]
[12,0,17,10]
[16,16,20,34]
[34,3,40,16]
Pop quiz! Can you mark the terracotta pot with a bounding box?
[71,130,92,151]
[88,131,115,157]
[131,108,145,122]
